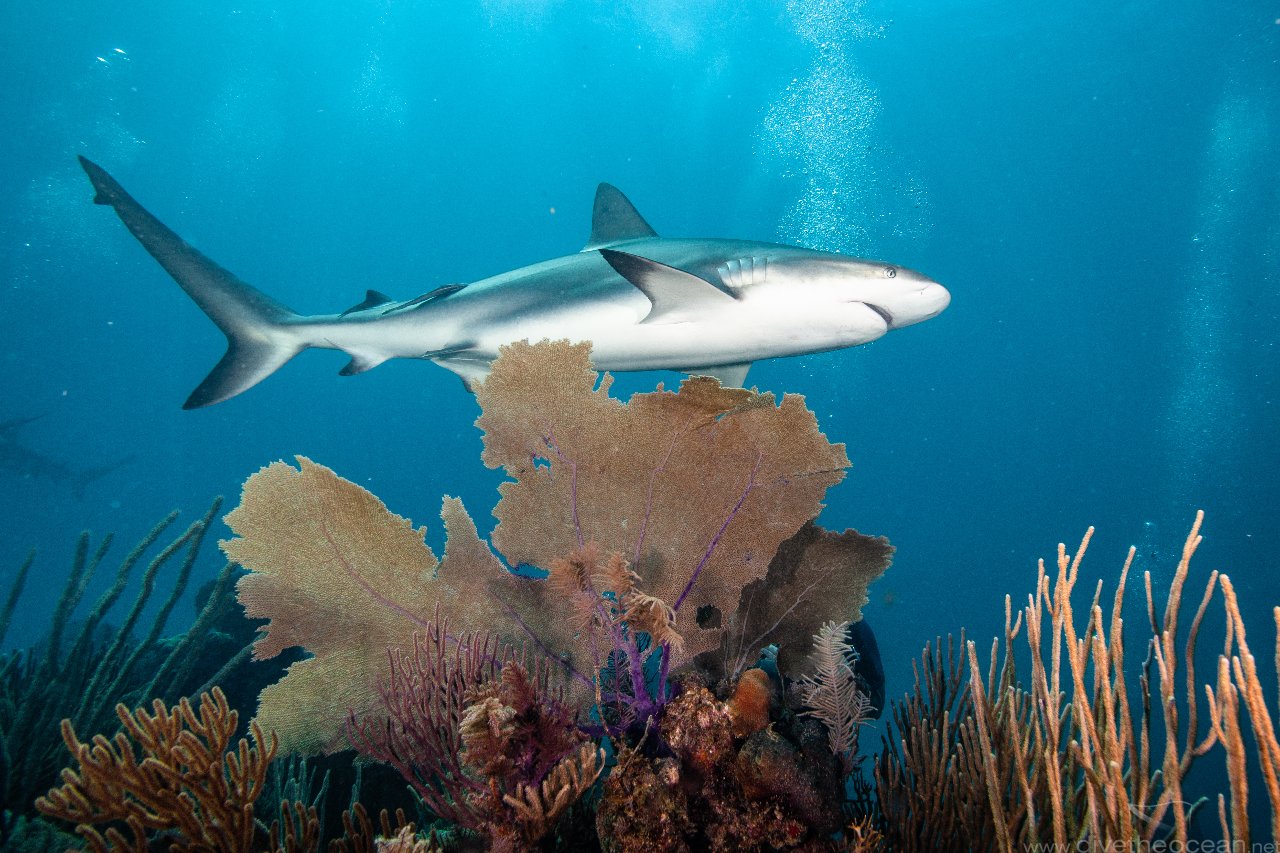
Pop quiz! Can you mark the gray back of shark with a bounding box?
[78,157,949,408]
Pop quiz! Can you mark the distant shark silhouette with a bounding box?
[79,156,949,408]
[0,415,131,498]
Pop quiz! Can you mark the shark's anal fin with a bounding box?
[338,351,388,376]
[599,248,738,324]
[688,363,752,388]
[583,184,658,250]
[340,290,394,316]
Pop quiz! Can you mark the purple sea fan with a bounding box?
[347,616,594,848]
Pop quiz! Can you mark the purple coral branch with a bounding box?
[633,420,697,565]
[498,599,595,690]
[672,450,763,613]
[543,430,584,549]
[655,642,672,702]
[347,631,491,828]
[734,572,829,676]
[319,518,433,630]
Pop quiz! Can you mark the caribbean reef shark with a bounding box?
[78,156,949,408]
[0,414,132,498]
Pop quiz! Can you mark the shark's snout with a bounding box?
[859,280,949,330]
[893,281,950,328]
[922,281,951,318]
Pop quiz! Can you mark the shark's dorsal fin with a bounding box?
[340,289,394,317]
[584,184,658,250]
[599,249,737,324]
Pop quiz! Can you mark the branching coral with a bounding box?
[501,742,606,844]
[0,499,245,843]
[876,512,1280,850]
[873,631,994,851]
[34,686,315,853]
[1205,576,1280,843]
[327,804,419,853]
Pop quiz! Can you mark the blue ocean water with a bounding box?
[1,0,1277,836]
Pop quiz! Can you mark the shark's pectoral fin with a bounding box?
[340,290,394,316]
[599,249,738,324]
[688,363,753,388]
[583,184,658,250]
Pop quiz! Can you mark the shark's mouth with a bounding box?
[863,303,894,328]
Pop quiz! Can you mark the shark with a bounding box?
[0,414,132,497]
[78,156,949,408]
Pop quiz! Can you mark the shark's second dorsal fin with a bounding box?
[340,290,394,316]
[584,184,658,250]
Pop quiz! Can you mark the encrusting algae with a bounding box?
[21,340,1280,851]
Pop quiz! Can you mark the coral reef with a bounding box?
[211,341,890,849]
[0,499,247,844]
[25,340,1280,850]
[596,677,846,851]
[223,340,891,750]
[875,512,1280,850]
[35,687,309,852]
[347,617,600,851]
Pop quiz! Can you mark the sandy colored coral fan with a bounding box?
[475,340,851,669]
[223,461,507,753]
[707,521,893,682]
[222,340,884,752]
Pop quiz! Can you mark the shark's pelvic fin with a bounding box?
[600,248,738,324]
[78,156,305,409]
[690,363,753,388]
[583,184,658,250]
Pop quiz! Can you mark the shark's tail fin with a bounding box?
[71,453,136,500]
[78,156,305,408]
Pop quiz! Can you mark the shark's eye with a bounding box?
[883,266,897,278]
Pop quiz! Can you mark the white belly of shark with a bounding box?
[78,156,951,408]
